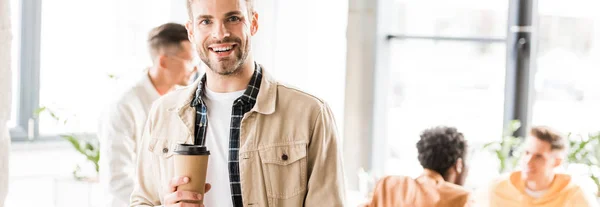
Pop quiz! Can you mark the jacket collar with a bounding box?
[250,66,276,114]
[509,171,573,200]
[173,64,277,115]
[422,169,446,184]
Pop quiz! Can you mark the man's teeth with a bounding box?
[213,46,233,52]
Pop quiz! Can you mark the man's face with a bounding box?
[186,0,258,76]
[164,41,198,86]
[520,136,561,183]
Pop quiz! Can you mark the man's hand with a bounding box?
[164,176,211,207]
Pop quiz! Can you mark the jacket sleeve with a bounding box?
[366,176,396,207]
[568,187,599,207]
[130,104,162,207]
[0,123,9,206]
[304,102,346,206]
[462,193,476,207]
[98,103,137,206]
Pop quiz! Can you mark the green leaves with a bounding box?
[35,106,100,180]
[61,134,100,173]
[567,132,600,194]
[483,120,523,173]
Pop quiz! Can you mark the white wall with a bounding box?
[251,0,349,132]
[169,0,189,24]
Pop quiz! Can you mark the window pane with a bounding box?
[390,0,508,38]
[9,0,20,128]
[384,40,506,189]
[38,0,171,135]
[532,0,600,135]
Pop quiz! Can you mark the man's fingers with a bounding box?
[164,190,203,205]
[172,203,203,207]
[205,183,211,192]
[168,176,190,192]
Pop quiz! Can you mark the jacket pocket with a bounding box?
[148,138,184,194]
[149,138,180,159]
[258,143,307,199]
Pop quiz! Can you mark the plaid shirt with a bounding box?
[190,63,262,207]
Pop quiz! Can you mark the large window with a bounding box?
[382,0,508,188]
[31,0,175,136]
[532,0,600,135]
[377,0,600,191]
[388,0,508,37]
[6,0,188,205]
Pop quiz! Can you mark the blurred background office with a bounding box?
[2,0,600,206]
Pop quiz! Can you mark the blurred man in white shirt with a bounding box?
[98,23,198,207]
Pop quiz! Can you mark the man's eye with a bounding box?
[200,19,211,25]
[228,16,241,22]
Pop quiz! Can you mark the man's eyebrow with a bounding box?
[224,11,243,17]
[195,14,213,21]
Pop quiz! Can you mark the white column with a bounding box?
[0,0,13,205]
[344,0,392,190]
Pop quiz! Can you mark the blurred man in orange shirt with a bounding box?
[477,126,598,207]
[366,126,473,207]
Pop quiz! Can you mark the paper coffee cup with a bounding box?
[173,144,210,204]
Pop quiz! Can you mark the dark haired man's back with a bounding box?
[367,170,472,207]
[365,126,474,207]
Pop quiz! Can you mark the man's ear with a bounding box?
[158,55,168,69]
[455,158,464,174]
[186,21,195,42]
[250,12,259,36]
[553,156,563,168]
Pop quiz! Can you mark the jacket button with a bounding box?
[281,154,288,161]
[163,148,169,153]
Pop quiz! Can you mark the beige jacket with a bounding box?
[366,170,473,207]
[130,68,345,207]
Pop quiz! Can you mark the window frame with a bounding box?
[350,0,536,188]
[10,0,44,142]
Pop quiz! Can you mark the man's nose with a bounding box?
[524,155,534,166]
[211,22,230,40]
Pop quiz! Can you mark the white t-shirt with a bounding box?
[203,88,245,206]
[525,187,547,199]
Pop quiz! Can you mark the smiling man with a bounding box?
[129,0,346,207]
[479,126,598,207]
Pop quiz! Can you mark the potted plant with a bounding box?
[35,107,100,181]
[565,132,600,197]
[482,120,524,173]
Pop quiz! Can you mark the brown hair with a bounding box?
[530,126,566,151]
[147,23,189,59]
[186,0,255,20]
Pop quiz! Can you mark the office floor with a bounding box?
[7,141,596,206]
[5,141,101,207]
